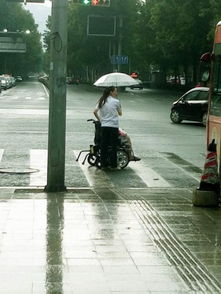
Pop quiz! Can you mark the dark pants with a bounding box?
[100,127,119,168]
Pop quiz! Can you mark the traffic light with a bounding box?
[73,0,110,7]
[5,0,45,2]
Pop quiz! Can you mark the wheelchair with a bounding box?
[76,119,130,169]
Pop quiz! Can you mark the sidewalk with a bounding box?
[0,186,221,294]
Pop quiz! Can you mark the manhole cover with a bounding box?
[0,168,39,174]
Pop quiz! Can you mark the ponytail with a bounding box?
[98,86,115,108]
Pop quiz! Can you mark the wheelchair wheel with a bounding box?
[87,154,97,166]
[117,149,129,169]
[95,156,101,169]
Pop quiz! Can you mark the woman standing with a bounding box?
[93,86,122,169]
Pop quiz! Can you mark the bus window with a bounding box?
[212,56,221,93]
[210,56,221,116]
[198,52,211,86]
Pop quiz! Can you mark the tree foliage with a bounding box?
[42,0,221,86]
[134,0,218,85]
[0,0,43,76]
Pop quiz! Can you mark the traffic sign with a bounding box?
[0,36,26,53]
[87,15,116,37]
[111,55,128,65]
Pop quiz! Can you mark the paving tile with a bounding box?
[107,279,147,292]
[0,188,221,293]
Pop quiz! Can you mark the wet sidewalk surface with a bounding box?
[0,187,221,294]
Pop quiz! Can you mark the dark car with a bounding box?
[170,87,209,126]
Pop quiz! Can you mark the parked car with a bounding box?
[170,87,209,126]
[66,77,80,85]
[0,76,10,90]
[15,76,22,82]
[38,74,49,88]
[9,76,16,87]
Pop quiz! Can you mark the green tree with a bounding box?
[42,0,221,87]
[135,0,217,86]
[65,0,139,82]
[0,0,43,76]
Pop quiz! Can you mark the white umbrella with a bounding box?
[93,72,139,87]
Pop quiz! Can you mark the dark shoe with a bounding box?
[133,156,141,161]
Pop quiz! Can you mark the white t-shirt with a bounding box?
[96,96,121,128]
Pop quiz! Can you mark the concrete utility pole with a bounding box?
[45,0,68,192]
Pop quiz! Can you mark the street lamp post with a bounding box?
[45,0,68,192]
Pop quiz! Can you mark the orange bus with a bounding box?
[205,21,221,173]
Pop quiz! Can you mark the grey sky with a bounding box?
[24,0,51,34]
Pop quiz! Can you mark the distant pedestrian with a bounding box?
[93,86,122,169]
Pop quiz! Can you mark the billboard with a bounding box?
[87,15,116,37]
[0,36,26,53]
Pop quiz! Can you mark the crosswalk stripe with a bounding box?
[73,150,114,187]
[0,149,196,188]
[30,149,47,186]
[129,161,171,187]
[159,153,201,182]
[73,150,171,188]
[0,149,4,162]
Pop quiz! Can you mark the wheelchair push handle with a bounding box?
[87,119,96,123]
[87,119,100,125]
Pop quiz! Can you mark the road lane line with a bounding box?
[129,161,171,187]
[73,150,114,187]
[0,149,4,163]
[30,149,47,186]
[41,83,49,97]
[0,109,48,115]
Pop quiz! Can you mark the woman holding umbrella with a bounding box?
[93,86,122,169]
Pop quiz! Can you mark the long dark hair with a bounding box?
[98,86,115,109]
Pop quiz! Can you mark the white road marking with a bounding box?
[0,109,48,115]
[0,149,4,162]
[129,161,171,187]
[30,149,47,186]
[73,150,114,187]
[159,153,201,182]
[37,97,45,100]
[41,83,49,97]
[74,150,171,188]
[25,97,32,100]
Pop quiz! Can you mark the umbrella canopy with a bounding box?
[93,72,140,87]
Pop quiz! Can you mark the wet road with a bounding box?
[0,81,205,188]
